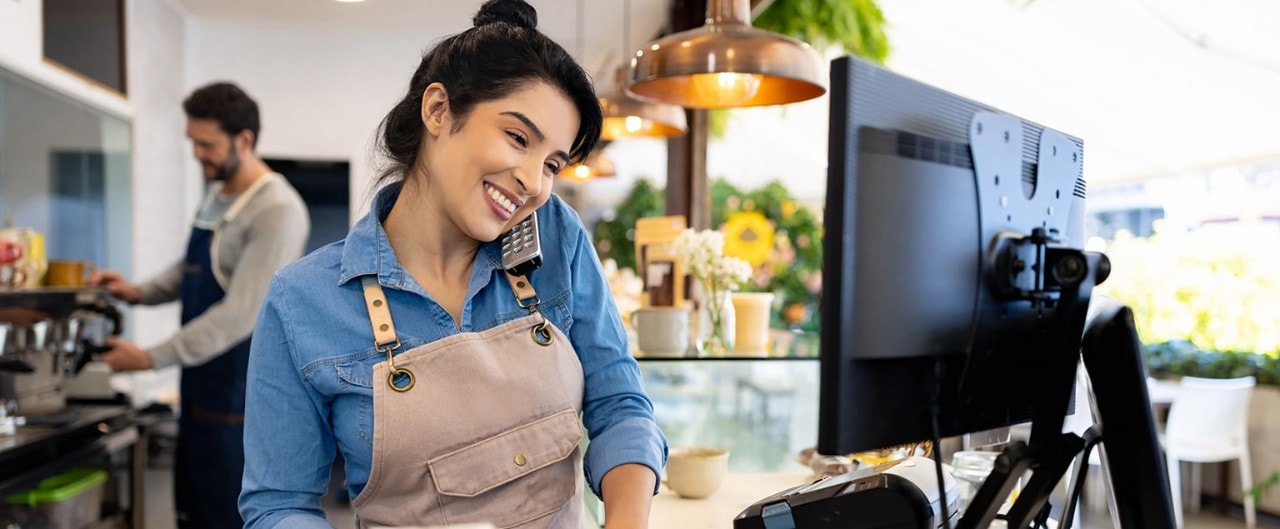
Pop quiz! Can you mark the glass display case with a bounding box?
[637,355,819,473]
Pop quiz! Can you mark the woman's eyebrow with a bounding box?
[503,111,570,163]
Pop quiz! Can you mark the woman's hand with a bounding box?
[602,463,658,529]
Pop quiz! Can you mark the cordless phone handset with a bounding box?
[500,211,542,277]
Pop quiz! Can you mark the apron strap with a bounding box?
[361,276,400,350]
[505,273,539,307]
[505,273,553,346]
[361,276,415,392]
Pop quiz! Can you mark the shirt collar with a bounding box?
[337,182,505,287]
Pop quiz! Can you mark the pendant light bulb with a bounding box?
[624,116,644,134]
[692,72,763,106]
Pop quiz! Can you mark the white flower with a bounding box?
[675,228,751,294]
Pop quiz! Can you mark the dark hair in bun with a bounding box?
[473,0,537,30]
[375,0,601,186]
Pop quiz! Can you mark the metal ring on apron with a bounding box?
[377,339,416,392]
[529,307,553,346]
[386,366,416,392]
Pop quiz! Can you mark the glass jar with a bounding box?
[950,450,999,514]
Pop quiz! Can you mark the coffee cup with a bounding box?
[630,306,690,357]
[665,446,729,499]
[45,260,94,288]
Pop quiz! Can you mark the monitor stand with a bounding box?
[959,254,1176,529]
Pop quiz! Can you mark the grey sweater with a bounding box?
[138,172,309,369]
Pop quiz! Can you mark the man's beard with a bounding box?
[208,149,241,183]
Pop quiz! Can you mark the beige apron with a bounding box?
[350,274,587,529]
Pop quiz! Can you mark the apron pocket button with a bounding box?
[514,453,527,466]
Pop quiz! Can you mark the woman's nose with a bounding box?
[515,162,544,198]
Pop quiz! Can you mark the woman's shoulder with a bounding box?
[538,193,589,253]
[272,240,346,293]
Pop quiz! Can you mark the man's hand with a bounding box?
[98,337,154,371]
[87,269,142,304]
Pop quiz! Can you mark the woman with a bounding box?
[239,1,668,527]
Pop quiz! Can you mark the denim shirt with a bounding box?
[240,184,668,528]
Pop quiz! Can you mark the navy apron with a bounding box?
[173,224,251,528]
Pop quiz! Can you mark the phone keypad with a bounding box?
[501,213,541,276]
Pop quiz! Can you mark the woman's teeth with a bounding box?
[485,184,517,215]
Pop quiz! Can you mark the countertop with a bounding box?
[649,472,814,528]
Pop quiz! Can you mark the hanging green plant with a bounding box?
[754,0,891,64]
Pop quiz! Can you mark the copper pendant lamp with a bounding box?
[600,68,688,140]
[599,0,687,140]
[627,0,826,109]
[560,145,616,181]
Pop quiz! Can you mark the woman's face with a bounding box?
[423,80,580,243]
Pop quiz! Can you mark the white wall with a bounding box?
[186,21,432,222]
[125,0,194,351]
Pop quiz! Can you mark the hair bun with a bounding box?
[473,0,537,30]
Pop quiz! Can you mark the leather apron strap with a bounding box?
[359,272,553,393]
[360,276,414,392]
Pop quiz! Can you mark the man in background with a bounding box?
[90,82,310,528]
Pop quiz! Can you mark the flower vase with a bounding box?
[699,290,734,356]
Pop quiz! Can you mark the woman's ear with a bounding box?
[421,83,450,137]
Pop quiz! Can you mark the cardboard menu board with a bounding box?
[633,216,687,308]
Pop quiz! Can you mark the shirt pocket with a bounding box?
[427,408,583,527]
[326,341,423,447]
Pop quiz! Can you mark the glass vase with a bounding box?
[699,290,734,356]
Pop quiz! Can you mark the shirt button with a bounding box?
[514,453,527,466]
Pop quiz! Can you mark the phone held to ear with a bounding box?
[501,211,542,277]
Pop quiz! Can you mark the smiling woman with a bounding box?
[238,1,668,528]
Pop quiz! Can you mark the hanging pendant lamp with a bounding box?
[600,0,687,140]
[600,68,688,140]
[627,0,826,109]
[560,145,616,181]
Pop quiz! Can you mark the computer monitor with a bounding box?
[818,55,1087,455]
[816,56,1174,528]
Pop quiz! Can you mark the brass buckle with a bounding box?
[515,293,542,310]
[529,307,553,346]
[387,366,415,393]
[376,340,415,392]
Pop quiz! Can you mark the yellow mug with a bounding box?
[44,260,94,288]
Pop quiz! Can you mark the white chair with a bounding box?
[1164,376,1256,528]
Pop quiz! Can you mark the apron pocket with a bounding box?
[428,409,583,527]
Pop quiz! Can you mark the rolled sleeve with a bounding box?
[584,416,667,498]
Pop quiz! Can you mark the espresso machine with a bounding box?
[0,287,121,433]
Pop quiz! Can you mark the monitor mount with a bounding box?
[959,113,1171,528]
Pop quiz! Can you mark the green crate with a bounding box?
[5,468,108,506]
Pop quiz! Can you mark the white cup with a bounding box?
[730,293,774,356]
[630,306,690,357]
[665,446,729,499]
